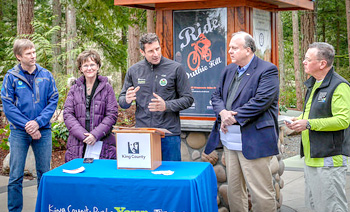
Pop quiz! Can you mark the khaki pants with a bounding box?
[224,147,276,212]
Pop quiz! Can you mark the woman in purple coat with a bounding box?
[63,50,118,162]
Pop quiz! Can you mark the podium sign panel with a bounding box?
[116,133,152,169]
[114,128,164,170]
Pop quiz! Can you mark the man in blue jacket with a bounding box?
[206,31,279,211]
[1,39,59,212]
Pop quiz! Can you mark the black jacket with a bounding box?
[118,57,194,136]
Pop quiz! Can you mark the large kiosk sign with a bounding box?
[174,8,227,118]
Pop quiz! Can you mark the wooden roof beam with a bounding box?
[114,0,314,11]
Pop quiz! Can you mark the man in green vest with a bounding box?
[286,42,350,212]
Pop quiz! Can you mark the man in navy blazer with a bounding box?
[206,31,279,211]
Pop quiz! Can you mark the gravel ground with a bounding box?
[281,133,302,159]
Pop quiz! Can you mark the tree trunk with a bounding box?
[300,10,315,92]
[121,27,128,86]
[17,0,34,36]
[128,11,140,69]
[10,0,17,32]
[52,0,62,74]
[314,0,318,42]
[346,0,350,69]
[66,2,77,76]
[321,20,326,42]
[0,0,3,21]
[292,11,303,111]
[277,12,285,98]
[336,15,340,69]
[147,10,156,33]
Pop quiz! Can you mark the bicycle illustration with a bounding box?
[187,33,212,71]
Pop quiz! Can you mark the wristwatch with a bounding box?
[306,121,311,130]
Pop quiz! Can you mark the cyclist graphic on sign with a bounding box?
[187,33,212,71]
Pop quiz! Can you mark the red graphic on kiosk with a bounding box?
[187,33,212,71]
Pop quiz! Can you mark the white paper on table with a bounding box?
[152,170,174,175]
[84,141,103,159]
[62,166,85,174]
[220,125,242,151]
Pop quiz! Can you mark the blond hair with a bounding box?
[13,39,35,60]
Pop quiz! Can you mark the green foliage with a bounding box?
[336,66,350,82]
[0,0,17,78]
[279,11,298,108]
[51,122,68,150]
[279,105,288,113]
[53,72,72,111]
[0,0,142,80]
[281,11,293,41]
[0,21,70,74]
[279,4,350,109]
[0,121,68,151]
[278,14,299,109]
[317,0,349,69]
[72,1,137,76]
[0,124,10,150]
[0,37,17,77]
[280,85,297,109]
[50,73,70,150]
[118,118,134,126]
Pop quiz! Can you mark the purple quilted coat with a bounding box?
[63,75,118,162]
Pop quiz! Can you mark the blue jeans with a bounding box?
[8,129,52,212]
[161,135,181,161]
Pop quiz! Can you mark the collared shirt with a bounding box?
[225,55,255,109]
[222,55,256,150]
[19,64,37,88]
[237,55,254,77]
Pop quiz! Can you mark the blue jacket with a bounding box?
[205,56,279,160]
[1,64,59,130]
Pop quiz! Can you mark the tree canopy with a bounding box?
[0,0,146,79]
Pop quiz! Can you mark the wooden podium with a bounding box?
[113,127,167,170]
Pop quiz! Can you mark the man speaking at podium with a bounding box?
[119,33,194,161]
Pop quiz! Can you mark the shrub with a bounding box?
[51,122,69,150]
[0,124,10,150]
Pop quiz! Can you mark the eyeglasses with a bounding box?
[303,58,321,63]
[82,63,97,69]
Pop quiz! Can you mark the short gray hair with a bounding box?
[139,33,160,51]
[309,42,335,67]
[232,31,256,53]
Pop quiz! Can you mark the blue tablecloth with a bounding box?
[35,159,218,212]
